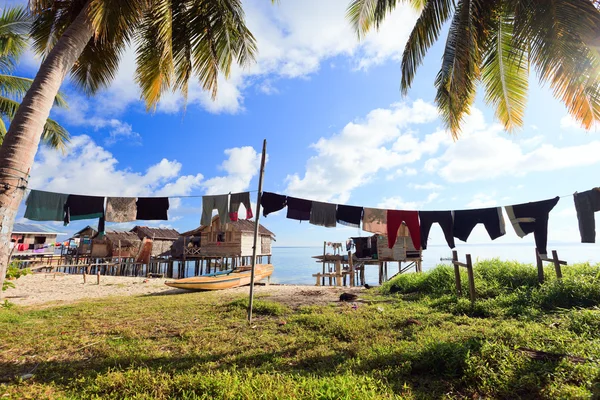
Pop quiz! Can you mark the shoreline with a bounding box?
[2,273,363,307]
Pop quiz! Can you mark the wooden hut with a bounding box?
[130,226,179,257]
[10,223,64,256]
[71,225,97,256]
[178,215,275,264]
[91,231,142,258]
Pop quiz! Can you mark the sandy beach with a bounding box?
[2,273,363,307]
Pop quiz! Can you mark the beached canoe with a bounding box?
[164,264,274,291]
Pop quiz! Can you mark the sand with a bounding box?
[2,273,364,308]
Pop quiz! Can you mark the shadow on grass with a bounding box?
[0,338,488,398]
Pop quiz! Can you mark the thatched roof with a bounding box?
[102,231,141,247]
[181,215,275,237]
[131,226,179,240]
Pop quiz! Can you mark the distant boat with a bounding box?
[164,264,274,291]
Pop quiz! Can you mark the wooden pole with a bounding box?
[535,248,544,284]
[82,271,86,284]
[248,139,267,323]
[96,270,100,285]
[466,254,476,303]
[322,241,326,286]
[452,250,462,296]
[552,250,562,279]
[182,236,187,279]
[348,251,354,287]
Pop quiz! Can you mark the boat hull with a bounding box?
[165,264,274,291]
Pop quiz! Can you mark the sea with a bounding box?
[266,243,600,285]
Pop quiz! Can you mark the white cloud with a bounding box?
[202,146,262,195]
[466,193,498,208]
[409,182,444,190]
[285,100,439,202]
[378,191,439,210]
[560,114,600,132]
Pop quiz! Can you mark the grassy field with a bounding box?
[1,259,600,399]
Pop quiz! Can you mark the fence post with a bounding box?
[552,250,562,279]
[535,248,544,284]
[466,254,476,303]
[452,250,462,296]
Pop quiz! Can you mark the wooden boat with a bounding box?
[164,264,274,291]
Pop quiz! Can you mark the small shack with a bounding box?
[177,216,275,265]
[130,226,179,257]
[71,225,98,256]
[11,223,64,256]
[91,231,142,258]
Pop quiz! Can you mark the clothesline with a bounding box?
[6,183,583,210]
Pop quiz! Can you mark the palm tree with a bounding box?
[347,0,600,137]
[0,0,257,296]
[0,6,69,150]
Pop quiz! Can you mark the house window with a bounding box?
[217,232,226,242]
[34,236,46,245]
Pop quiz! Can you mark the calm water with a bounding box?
[267,243,600,285]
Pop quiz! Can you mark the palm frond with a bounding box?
[481,6,529,131]
[172,0,192,102]
[435,0,480,137]
[135,0,173,110]
[401,0,453,93]
[0,6,31,73]
[519,0,600,129]
[41,117,70,152]
[71,36,127,94]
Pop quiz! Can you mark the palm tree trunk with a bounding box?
[0,2,94,298]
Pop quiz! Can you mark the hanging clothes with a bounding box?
[286,197,312,221]
[419,211,455,250]
[505,197,559,256]
[352,237,372,259]
[136,197,169,220]
[309,201,337,227]
[453,207,506,242]
[229,192,253,221]
[201,194,230,226]
[24,190,69,222]
[64,195,105,225]
[105,197,137,222]
[261,192,287,217]
[336,205,363,228]
[574,188,600,243]
[362,208,387,234]
[386,210,421,249]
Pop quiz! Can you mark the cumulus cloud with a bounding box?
[285,100,440,202]
[202,146,263,195]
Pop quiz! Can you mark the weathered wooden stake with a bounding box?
[552,250,562,279]
[82,271,86,284]
[452,250,462,296]
[466,254,476,303]
[536,248,544,284]
[96,271,100,285]
[348,251,354,287]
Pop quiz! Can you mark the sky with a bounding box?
[9,0,600,251]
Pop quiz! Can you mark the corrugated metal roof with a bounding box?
[181,216,275,237]
[12,223,64,235]
[131,226,180,240]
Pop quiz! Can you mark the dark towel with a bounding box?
[336,205,363,228]
[261,192,287,217]
[286,197,312,221]
[64,195,105,224]
[136,197,169,220]
[24,190,69,222]
[574,189,600,243]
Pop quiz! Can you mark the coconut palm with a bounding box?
[0,6,69,150]
[347,0,600,137]
[0,0,257,296]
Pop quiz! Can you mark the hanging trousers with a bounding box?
[453,207,506,242]
[229,192,253,221]
[574,189,600,243]
[419,211,455,250]
[505,197,559,256]
[387,210,421,250]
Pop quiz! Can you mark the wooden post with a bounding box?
[536,248,544,284]
[96,271,100,285]
[248,139,267,323]
[335,260,342,286]
[348,251,354,287]
[466,254,476,303]
[378,262,383,285]
[452,250,462,296]
[322,241,326,286]
[82,271,86,284]
[182,236,187,278]
[552,250,562,279]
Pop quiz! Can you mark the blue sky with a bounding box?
[11,0,600,249]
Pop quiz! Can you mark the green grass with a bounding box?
[1,260,600,399]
